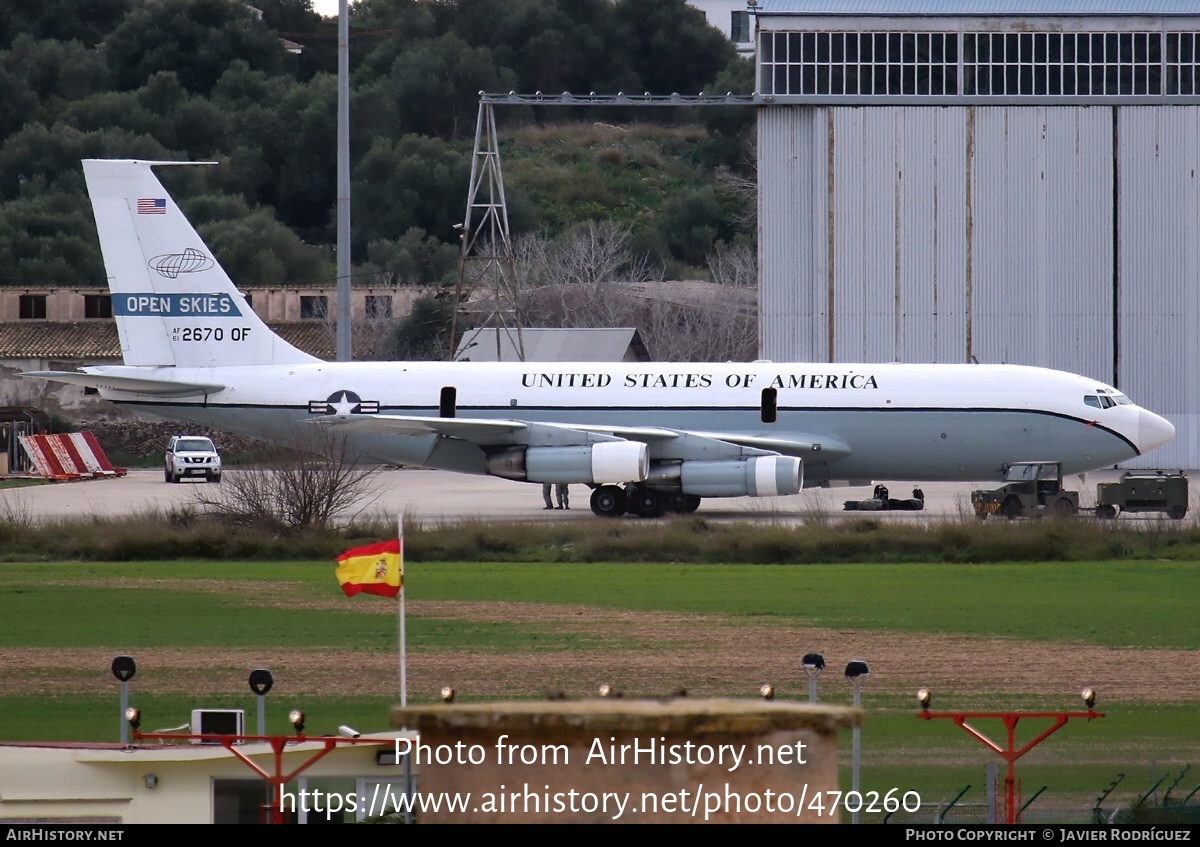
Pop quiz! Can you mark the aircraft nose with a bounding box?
[1138,408,1176,454]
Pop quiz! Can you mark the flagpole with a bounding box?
[398,513,407,707]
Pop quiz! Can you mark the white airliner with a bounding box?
[23,160,1176,517]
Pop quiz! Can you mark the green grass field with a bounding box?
[1,558,1196,822]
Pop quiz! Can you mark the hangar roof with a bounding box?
[752,1,1200,15]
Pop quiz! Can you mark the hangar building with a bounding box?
[750,1,1200,468]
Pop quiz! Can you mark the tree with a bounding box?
[364,227,459,287]
[0,0,132,49]
[381,293,456,360]
[0,192,106,285]
[612,0,736,95]
[103,0,286,94]
[192,425,381,533]
[193,200,330,286]
[377,33,516,139]
[2,35,110,105]
[351,134,472,253]
[657,186,725,268]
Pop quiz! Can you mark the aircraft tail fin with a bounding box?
[82,159,320,368]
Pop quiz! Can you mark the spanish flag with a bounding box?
[335,539,402,598]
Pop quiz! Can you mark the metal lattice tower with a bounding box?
[449,102,523,361]
[449,92,755,361]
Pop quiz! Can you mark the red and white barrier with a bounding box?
[18,433,127,480]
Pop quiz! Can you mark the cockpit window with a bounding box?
[1085,394,1120,409]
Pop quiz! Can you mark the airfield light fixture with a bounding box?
[1081,687,1096,710]
[249,668,274,736]
[113,656,137,746]
[248,669,274,696]
[844,660,870,682]
[917,688,931,711]
[845,660,870,824]
[338,725,361,739]
[440,687,456,704]
[598,684,613,698]
[288,709,305,734]
[802,652,825,703]
[124,707,141,731]
[111,656,137,682]
[760,684,775,700]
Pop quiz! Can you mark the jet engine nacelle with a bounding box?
[679,456,803,497]
[485,441,649,485]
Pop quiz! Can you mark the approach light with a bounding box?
[440,686,456,704]
[124,707,141,730]
[338,725,361,739]
[598,684,612,698]
[111,655,137,682]
[844,660,870,680]
[1081,687,1096,709]
[760,684,775,700]
[802,653,825,674]
[288,709,305,734]
[917,688,931,710]
[248,668,273,696]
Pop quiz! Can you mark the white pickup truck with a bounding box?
[165,435,222,483]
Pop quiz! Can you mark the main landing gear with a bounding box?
[589,484,702,518]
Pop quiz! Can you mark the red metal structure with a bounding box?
[132,730,393,823]
[916,690,1103,824]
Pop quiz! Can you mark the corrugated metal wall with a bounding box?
[759,104,1198,467]
[1117,107,1200,468]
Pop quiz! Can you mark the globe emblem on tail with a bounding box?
[148,247,214,279]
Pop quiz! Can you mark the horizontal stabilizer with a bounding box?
[21,371,224,397]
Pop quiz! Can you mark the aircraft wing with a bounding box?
[314,414,850,460]
[21,370,225,397]
[313,414,533,444]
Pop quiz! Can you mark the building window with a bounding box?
[964,31,1163,96]
[760,30,960,97]
[84,294,112,318]
[19,294,46,320]
[731,11,750,44]
[758,28,1192,99]
[300,295,328,319]
[365,295,393,319]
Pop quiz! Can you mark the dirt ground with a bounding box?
[4,598,1198,708]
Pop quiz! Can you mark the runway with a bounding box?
[2,466,1123,525]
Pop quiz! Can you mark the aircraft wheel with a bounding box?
[631,487,664,518]
[683,495,701,513]
[1000,496,1023,519]
[590,485,627,518]
[1097,504,1117,520]
[1053,498,1077,518]
[1169,505,1188,520]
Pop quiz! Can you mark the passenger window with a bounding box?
[1084,396,1101,409]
